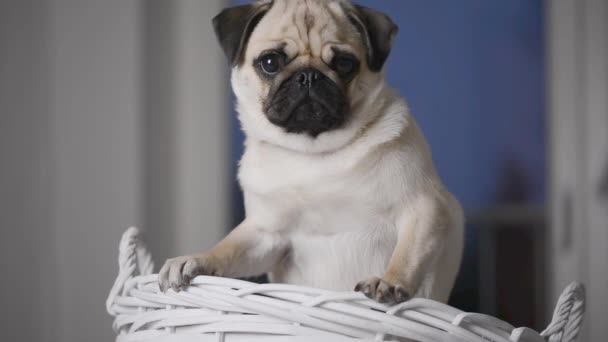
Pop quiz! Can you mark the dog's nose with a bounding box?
[296,69,321,88]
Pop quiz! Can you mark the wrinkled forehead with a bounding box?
[247,0,364,60]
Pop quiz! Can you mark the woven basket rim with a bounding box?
[107,227,586,342]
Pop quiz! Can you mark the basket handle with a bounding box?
[106,227,155,316]
[541,282,586,342]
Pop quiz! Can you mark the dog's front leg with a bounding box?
[159,222,287,292]
[355,196,450,304]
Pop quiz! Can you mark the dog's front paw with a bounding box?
[354,277,411,304]
[158,254,221,293]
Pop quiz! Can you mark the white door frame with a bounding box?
[546,0,608,340]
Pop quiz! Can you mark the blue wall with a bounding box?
[356,0,545,208]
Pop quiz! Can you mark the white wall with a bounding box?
[171,0,230,255]
[142,0,229,261]
[0,0,228,341]
[0,1,54,340]
[547,0,608,340]
[49,1,143,340]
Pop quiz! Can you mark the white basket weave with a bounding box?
[107,227,585,342]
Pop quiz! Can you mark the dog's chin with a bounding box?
[267,98,345,138]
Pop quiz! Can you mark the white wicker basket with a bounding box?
[107,228,585,342]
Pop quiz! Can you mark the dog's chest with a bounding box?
[271,222,399,290]
[240,144,402,235]
[251,161,400,289]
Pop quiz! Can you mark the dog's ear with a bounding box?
[212,3,272,66]
[348,5,398,72]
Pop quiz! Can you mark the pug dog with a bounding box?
[159,0,464,304]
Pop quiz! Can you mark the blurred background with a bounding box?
[1,0,606,341]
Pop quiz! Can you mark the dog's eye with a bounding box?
[259,53,283,74]
[333,55,358,77]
